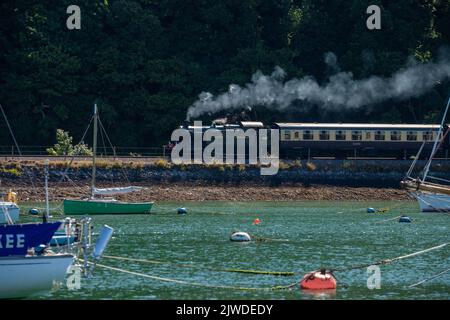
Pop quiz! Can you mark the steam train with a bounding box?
[175,121,450,160]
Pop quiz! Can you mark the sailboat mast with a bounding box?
[422,96,450,181]
[45,159,49,219]
[91,104,98,198]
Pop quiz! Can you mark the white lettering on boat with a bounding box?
[0,234,26,249]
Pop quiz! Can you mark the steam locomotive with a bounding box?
[176,120,450,160]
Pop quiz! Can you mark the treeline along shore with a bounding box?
[1,158,449,202]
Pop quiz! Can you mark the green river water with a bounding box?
[18,201,449,300]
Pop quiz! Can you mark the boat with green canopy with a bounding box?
[63,104,153,215]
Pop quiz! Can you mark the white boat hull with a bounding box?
[411,192,450,212]
[0,202,20,224]
[0,254,74,299]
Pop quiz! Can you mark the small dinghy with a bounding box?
[230,232,251,242]
[50,232,77,246]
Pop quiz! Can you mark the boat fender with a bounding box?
[34,244,46,255]
[92,225,114,260]
[177,207,187,215]
[300,269,337,290]
[29,208,40,215]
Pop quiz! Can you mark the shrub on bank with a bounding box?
[0,167,21,176]
[154,159,171,169]
[306,162,317,171]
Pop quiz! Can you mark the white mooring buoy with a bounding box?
[230,231,251,242]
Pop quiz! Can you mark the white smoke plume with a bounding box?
[186,52,450,120]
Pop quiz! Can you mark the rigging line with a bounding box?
[419,195,450,205]
[408,267,450,288]
[90,262,297,291]
[0,104,37,194]
[58,115,94,184]
[413,193,450,215]
[420,128,450,181]
[0,105,21,157]
[0,203,14,225]
[423,127,450,176]
[426,176,450,184]
[98,117,130,184]
[406,140,426,178]
[98,118,108,158]
[422,96,450,181]
[331,243,448,272]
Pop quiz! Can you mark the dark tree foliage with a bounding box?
[0,0,449,147]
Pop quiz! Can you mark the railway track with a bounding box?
[0,155,166,162]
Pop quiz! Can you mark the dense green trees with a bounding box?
[0,0,449,148]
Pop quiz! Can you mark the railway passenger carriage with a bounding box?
[175,121,450,160]
[275,123,449,159]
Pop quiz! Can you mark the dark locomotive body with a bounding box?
[176,122,450,160]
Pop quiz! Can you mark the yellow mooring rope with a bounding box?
[89,243,447,292]
[102,255,295,276]
[91,262,297,291]
[375,215,402,224]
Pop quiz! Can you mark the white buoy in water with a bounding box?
[230,231,251,242]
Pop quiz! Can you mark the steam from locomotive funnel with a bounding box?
[186,51,450,120]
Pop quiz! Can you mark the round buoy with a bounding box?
[177,207,187,215]
[399,215,412,223]
[300,270,337,290]
[252,218,261,225]
[29,208,40,215]
[230,232,251,242]
[367,207,376,213]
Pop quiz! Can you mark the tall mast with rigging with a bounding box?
[91,104,98,198]
[421,96,450,182]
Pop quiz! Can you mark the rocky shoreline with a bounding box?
[0,159,430,201]
[1,181,412,202]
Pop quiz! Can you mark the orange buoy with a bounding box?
[253,218,261,225]
[300,269,337,290]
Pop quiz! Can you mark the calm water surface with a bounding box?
[19,201,449,300]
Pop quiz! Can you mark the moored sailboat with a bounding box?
[401,95,450,212]
[63,104,153,215]
[0,219,75,299]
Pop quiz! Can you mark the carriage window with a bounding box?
[375,131,385,141]
[303,130,313,140]
[283,131,291,140]
[391,131,402,141]
[407,131,417,141]
[294,131,300,140]
[423,131,433,141]
[319,130,330,140]
[352,131,362,140]
[335,130,346,140]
